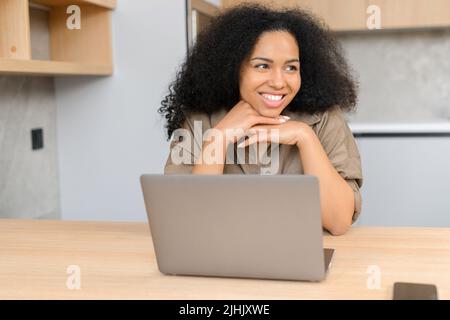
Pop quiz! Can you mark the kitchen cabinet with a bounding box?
[0,0,115,76]
[222,0,450,31]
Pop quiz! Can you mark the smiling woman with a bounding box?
[158,4,363,235]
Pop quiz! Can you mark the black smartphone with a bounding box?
[393,282,438,300]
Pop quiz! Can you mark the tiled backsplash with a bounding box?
[338,29,450,124]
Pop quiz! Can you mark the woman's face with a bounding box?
[239,30,301,118]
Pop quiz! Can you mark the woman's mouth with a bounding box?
[259,93,286,108]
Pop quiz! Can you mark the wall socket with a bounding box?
[31,128,44,150]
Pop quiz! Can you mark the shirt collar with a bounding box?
[282,109,321,126]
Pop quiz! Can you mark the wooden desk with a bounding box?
[1,219,449,299]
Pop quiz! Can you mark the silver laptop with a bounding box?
[140,174,334,282]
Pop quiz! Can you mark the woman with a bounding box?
[159,4,363,236]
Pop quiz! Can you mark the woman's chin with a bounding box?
[255,105,285,118]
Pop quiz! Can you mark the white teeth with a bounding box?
[261,94,283,101]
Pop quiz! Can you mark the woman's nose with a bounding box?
[268,70,285,89]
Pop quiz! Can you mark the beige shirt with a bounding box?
[164,105,363,222]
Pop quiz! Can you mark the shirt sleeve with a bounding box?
[314,105,363,223]
[163,113,205,175]
[164,139,195,174]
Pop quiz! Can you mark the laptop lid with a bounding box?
[140,174,328,281]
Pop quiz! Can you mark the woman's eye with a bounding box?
[255,64,269,69]
[286,65,298,71]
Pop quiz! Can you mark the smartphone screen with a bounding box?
[393,282,438,300]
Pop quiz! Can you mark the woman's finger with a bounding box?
[243,125,272,137]
[238,129,272,148]
[251,115,290,126]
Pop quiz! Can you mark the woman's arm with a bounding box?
[242,110,361,236]
[191,137,228,174]
[296,124,355,236]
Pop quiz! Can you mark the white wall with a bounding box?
[55,0,187,221]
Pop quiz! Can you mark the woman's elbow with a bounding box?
[328,193,355,236]
[327,214,352,236]
[328,223,350,236]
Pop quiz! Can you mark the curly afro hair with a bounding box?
[159,3,358,139]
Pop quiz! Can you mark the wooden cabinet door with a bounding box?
[222,0,450,31]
